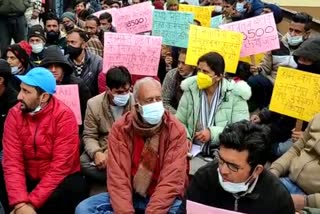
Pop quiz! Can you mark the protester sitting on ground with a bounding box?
[76,77,188,214]
[0,67,88,214]
[270,113,320,211]
[66,28,102,95]
[0,60,18,149]
[251,12,313,83]
[40,45,92,124]
[162,48,196,114]
[80,66,134,192]
[176,52,251,158]
[61,12,84,33]
[28,25,46,65]
[6,41,33,91]
[179,120,295,214]
[166,0,179,11]
[222,0,236,24]
[99,12,116,33]
[44,12,67,53]
[85,15,104,57]
[234,0,264,19]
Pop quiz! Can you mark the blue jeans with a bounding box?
[280,177,305,195]
[75,193,182,214]
[273,139,293,158]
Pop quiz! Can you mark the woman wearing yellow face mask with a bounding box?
[176,52,251,169]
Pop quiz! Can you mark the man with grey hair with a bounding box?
[76,77,189,214]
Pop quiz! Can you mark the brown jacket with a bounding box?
[270,114,320,208]
[82,92,133,159]
[107,111,189,214]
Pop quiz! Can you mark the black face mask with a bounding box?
[67,45,83,59]
[46,31,60,43]
[297,62,320,74]
[64,24,74,32]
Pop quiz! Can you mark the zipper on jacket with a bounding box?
[33,123,39,158]
[234,197,239,212]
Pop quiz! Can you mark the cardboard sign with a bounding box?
[55,85,82,125]
[93,8,117,19]
[113,1,153,34]
[179,4,214,27]
[152,10,194,48]
[186,25,243,73]
[220,13,279,57]
[211,15,223,28]
[269,67,320,122]
[187,200,243,214]
[103,32,162,76]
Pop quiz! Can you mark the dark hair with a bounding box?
[86,15,100,25]
[193,19,201,26]
[235,61,252,81]
[34,86,46,96]
[75,0,87,7]
[223,0,236,5]
[44,12,60,25]
[106,66,132,89]
[197,52,225,76]
[99,12,112,23]
[292,12,313,31]
[181,1,189,4]
[78,9,92,21]
[179,48,187,55]
[67,28,90,42]
[219,120,271,169]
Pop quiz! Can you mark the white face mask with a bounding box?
[139,101,165,125]
[11,66,21,74]
[287,33,304,46]
[217,168,252,194]
[214,5,223,13]
[31,43,44,54]
[29,105,42,116]
[113,93,130,107]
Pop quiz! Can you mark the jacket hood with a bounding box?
[293,38,320,62]
[180,76,251,100]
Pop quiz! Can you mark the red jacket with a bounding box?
[107,111,188,214]
[2,97,80,208]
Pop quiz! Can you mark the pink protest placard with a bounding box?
[187,200,243,214]
[112,1,153,34]
[103,32,162,76]
[220,13,279,57]
[55,85,82,125]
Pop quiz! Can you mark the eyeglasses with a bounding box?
[215,151,244,172]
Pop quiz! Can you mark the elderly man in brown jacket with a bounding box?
[80,66,133,184]
[76,77,189,214]
[270,113,320,211]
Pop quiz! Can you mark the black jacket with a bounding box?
[67,50,103,96]
[0,86,18,149]
[179,161,295,214]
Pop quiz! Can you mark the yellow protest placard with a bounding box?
[269,67,320,122]
[179,4,214,27]
[263,0,320,7]
[185,25,243,73]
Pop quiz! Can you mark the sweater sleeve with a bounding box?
[176,92,192,140]
[2,109,29,206]
[260,52,273,76]
[162,70,177,114]
[83,101,103,159]
[269,117,313,177]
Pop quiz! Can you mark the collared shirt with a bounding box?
[86,36,103,57]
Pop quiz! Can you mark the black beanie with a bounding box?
[28,25,46,42]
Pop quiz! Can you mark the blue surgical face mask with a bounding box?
[139,101,164,125]
[217,168,254,194]
[11,66,21,74]
[287,33,304,46]
[113,93,130,107]
[236,2,246,13]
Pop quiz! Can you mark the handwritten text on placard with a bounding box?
[269,67,320,122]
[103,32,162,76]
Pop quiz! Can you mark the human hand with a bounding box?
[94,151,107,170]
[165,56,173,65]
[250,65,261,75]
[250,115,261,123]
[194,129,211,143]
[291,194,306,211]
[14,203,36,214]
[292,129,303,142]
